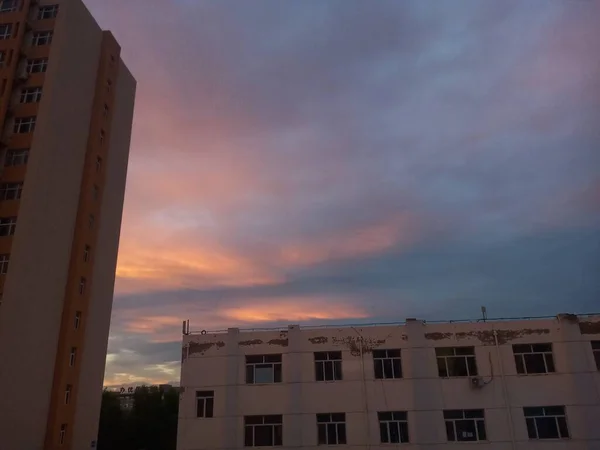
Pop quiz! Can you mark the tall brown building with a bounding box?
[0,0,136,448]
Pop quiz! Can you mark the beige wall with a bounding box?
[0,0,103,448]
[178,315,600,450]
[71,58,136,450]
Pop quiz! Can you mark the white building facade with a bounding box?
[177,313,600,450]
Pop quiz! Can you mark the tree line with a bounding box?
[98,385,179,450]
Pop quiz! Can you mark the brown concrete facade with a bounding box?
[0,1,135,449]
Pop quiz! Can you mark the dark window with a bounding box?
[0,217,17,236]
[444,409,486,442]
[373,349,402,379]
[436,346,478,377]
[4,149,29,166]
[0,24,12,40]
[0,0,18,14]
[13,117,36,134]
[196,391,214,418]
[89,214,95,229]
[592,341,600,371]
[69,347,76,366]
[92,184,99,200]
[96,156,102,172]
[317,413,346,445]
[74,311,81,330]
[20,86,42,103]
[244,415,282,447]
[59,424,67,445]
[513,343,555,374]
[106,79,112,92]
[79,277,86,295]
[84,245,90,262]
[26,58,48,73]
[0,182,24,200]
[378,411,409,443]
[32,30,53,46]
[64,384,72,404]
[246,354,282,384]
[38,4,59,19]
[103,104,109,117]
[0,253,9,274]
[524,406,569,439]
[315,351,342,381]
[99,129,105,144]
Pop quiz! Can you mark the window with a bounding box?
[79,277,86,294]
[315,351,342,381]
[0,217,16,236]
[69,347,76,366]
[436,346,477,377]
[317,413,346,445]
[20,86,43,103]
[106,79,112,92]
[373,349,402,379]
[5,149,29,166]
[38,4,59,19]
[378,411,409,444]
[59,424,67,445]
[64,384,72,404]
[0,50,4,66]
[196,390,214,418]
[444,409,486,442]
[246,354,282,384]
[99,129,105,144]
[13,116,36,134]
[593,341,600,370]
[103,104,109,117]
[0,24,12,40]
[244,415,282,447]
[95,156,102,172]
[74,311,81,330]
[26,58,48,73]
[89,214,95,229]
[513,343,555,375]
[524,406,569,439]
[0,182,23,200]
[32,30,53,46]
[92,184,99,200]
[0,254,9,274]
[83,245,90,262]
[0,0,18,13]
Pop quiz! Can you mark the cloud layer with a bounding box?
[83,0,600,386]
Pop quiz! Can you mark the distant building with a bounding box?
[177,313,600,449]
[112,384,178,411]
[0,0,136,449]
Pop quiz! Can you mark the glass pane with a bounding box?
[245,416,263,425]
[455,346,475,355]
[274,425,283,445]
[592,341,600,350]
[444,410,463,419]
[387,349,401,358]
[464,409,484,419]
[331,413,345,422]
[447,357,468,376]
[437,358,448,377]
[467,356,478,376]
[524,353,547,374]
[264,415,282,424]
[445,421,456,441]
[393,358,402,378]
[324,361,334,381]
[379,422,388,443]
[544,354,555,372]
[246,355,263,364]
[329,351,342,360]
[532,343,551,352]
[373,350,386,359]
[254,366,274,383]
[327,423,337,444]
[317,424,327,444]
[557,417,569,438]
[315,362,324,381]
[536,417,559,439]
[455,419,477,441]
[265,354,282,363]
[389,422,400,443]
[274,363,282,383]
[244,426,253,446]
[383,358,393,378]
[392,411,407,421]
[254,425,273,446]
[316,414,330,423]
[526,418,537,439]
[337,423,346,444]
[544,406,564,416]
[513,344,531,354]
[514,355,525,374]
[476,419,486,440]
[374,359,383,379]
[378,412,392,421]
[594,351,600,370]
[436,347,454,356]
[314,352,327,361]
[523,407,543,417]
[399,421,409,443]
[196,398,205,417]
[333,360,342,380]
[246,365,254,384]
[205,397,214,417]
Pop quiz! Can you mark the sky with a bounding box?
[83,0,600,387]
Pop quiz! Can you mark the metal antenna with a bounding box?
[481,306,488,322]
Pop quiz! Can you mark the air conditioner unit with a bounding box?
[470,376,484,388]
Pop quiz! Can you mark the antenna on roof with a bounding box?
[481,306,488,322]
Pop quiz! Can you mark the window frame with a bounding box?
[31,30,53,46]
[83,245,90,262]
[0,23,12,40]
[196,390,214,418]
[524,406,570,440]
[591,341,600,371]
[0,216,17,236]
[79,277,86,295]
[436,346,478,377]
[317,413,346,445]
[0,253,9,274]
[0,0,18,13]
[59,424,67,445]
[314,351,343,382]
[444,409,487,442]
[13,116,36,134]
[513,343,555,375]
[378,411,409,444]
[244,415,283,447]
[26,58,48,73]
[37,4,59,20]
[74,311,81,330]
[373,349,402,379]
[20,86,43,104]
[245,354,282,384]
[69,347,76,367]
[4,148,29,166]
[0,182,24,200]
[64,384,72,404]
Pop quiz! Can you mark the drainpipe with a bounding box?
[494,329,516,450]
[352,327,371,449]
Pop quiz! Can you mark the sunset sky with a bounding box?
[84,0,600,386]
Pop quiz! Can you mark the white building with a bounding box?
[177,313,600,450]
